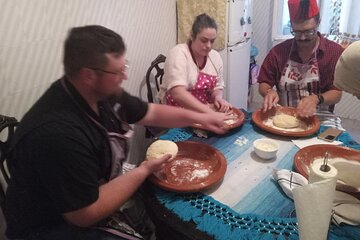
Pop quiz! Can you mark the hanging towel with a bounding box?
[176,0,226,51]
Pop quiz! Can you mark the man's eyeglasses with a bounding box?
[88,64,129,76]
[290,28,317,37]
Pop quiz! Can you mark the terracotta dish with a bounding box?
[252,106,320,137]
[294,144,360,195]
[148,141,227,193]
[223,108,245,130]
[194,108,245,133]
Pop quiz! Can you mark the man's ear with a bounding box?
[82,67,95,78]
[79,68,97,85]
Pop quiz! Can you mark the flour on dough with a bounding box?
[146,140,178,160]
[272,114,300,129]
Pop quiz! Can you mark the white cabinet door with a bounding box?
[226,39,251,110]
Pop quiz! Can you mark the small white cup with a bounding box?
[253,138,279,160]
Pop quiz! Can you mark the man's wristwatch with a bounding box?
[317,94,324,105]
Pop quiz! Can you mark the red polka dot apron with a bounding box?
[165,71,217,106]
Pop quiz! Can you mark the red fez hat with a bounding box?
[288,0,319,22]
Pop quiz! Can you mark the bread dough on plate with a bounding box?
[146,140,178,160]
[272,114,299,129]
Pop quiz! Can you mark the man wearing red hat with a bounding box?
[258,0,343,117]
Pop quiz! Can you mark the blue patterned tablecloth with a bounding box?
[157,112,360,240]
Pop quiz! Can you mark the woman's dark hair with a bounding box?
[298,0,320,24]
[64,25,126,78]
[191,13,217,39]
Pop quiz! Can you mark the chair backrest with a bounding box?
[145,54,166,103]
[0,115,18,211]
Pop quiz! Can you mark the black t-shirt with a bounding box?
[4,78,148,238]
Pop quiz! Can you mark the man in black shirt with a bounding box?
[4,25,228,240]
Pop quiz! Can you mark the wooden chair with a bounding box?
[0,115,18,211]
[145,54,166,103]
[144,54,167,138]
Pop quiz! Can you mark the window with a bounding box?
[272,0,292,40]
[272,0,360,46]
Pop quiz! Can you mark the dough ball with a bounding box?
[272,114,299,129]
[146,140,178,160]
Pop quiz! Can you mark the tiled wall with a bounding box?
[0,0,177,120]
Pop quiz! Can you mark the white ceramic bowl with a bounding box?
[253,138,279,160]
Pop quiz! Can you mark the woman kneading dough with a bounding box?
[157,13,232,113]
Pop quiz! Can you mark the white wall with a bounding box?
[0,0,177,120]
[0,0,177,238]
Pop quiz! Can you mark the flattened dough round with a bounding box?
[272,114,299,129]
[146,140,178,160]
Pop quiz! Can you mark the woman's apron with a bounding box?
[165,57,218,106]
[61,78,154,240]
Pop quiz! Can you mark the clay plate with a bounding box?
[223,108,245,130]
[252,106,320,137]
[148,141,227,192]
[294,144,360,195]
[194,108,245,133]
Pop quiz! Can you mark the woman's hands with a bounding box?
[213,94,232,113]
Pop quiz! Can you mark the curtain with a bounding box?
[319,0,360,47]
[176,0,226,51]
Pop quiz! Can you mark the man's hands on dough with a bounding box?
[297,95,318,118]
[263,89,279,112]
